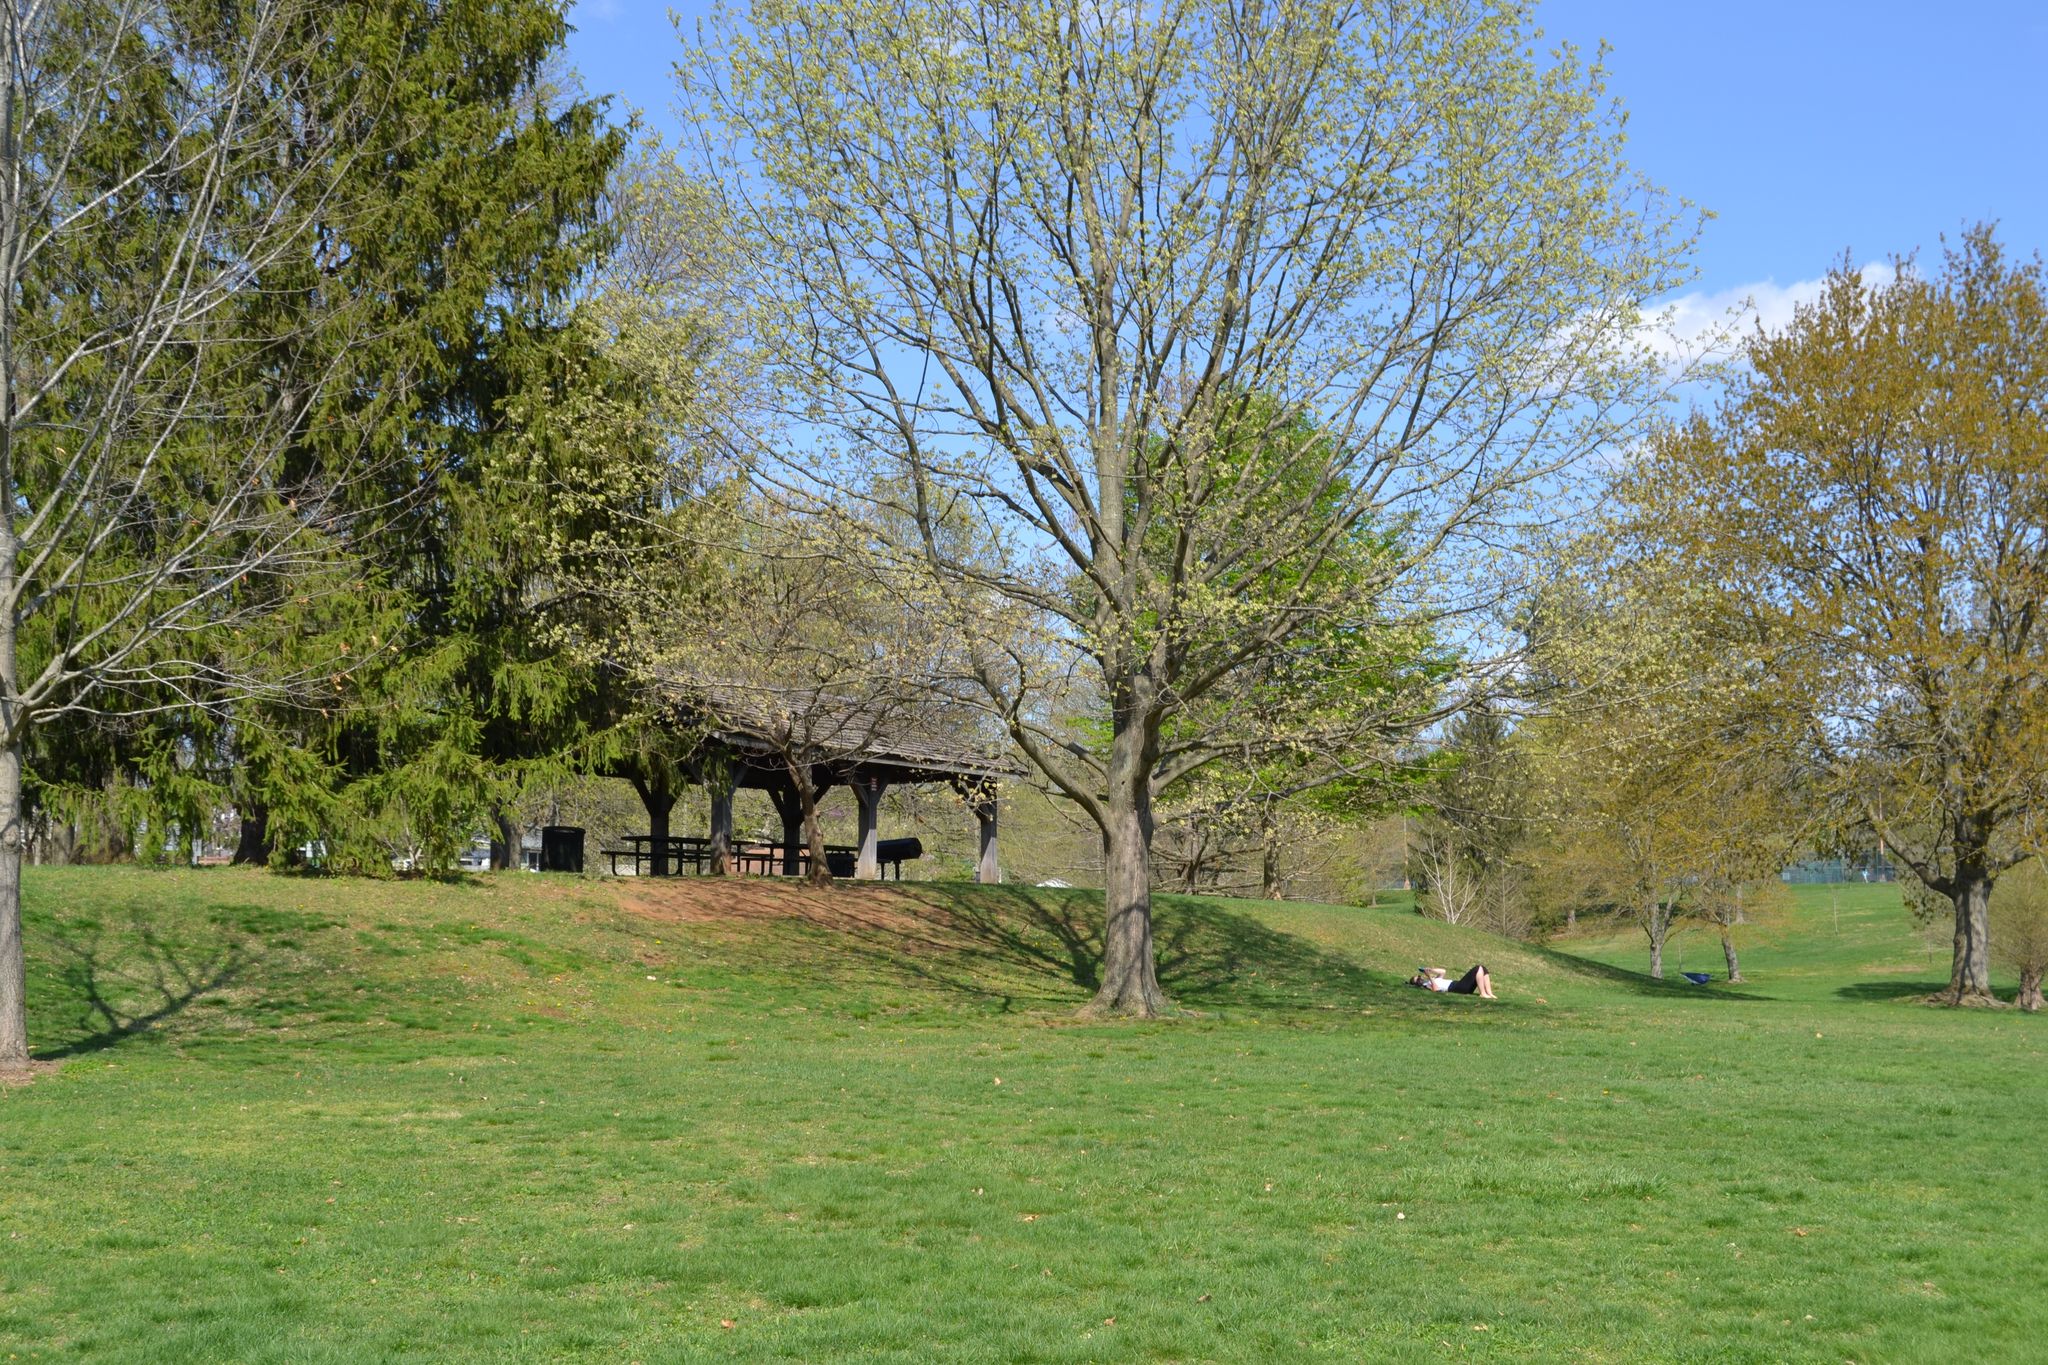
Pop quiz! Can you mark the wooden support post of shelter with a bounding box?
[766,779,805,876]
[854,774,887,880]
[706,771,734,876]
[628,774,678,878]
[975,797,1001,885]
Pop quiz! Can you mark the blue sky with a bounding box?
[565,0,2048,333]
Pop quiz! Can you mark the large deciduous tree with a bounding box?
[679,0,1691,1015]
[1628,229,2048,1005]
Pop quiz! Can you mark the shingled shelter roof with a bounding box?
[650,679,1020,787]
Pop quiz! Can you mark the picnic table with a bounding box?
[730,841,860,877]
[737,840,924,877]
[603,834,924,879]
[602,834,715,877]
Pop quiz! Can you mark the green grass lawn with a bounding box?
[2,868,2044,1363]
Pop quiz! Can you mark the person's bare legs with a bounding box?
[1476,967,1496,999]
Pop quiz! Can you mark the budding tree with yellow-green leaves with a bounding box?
[1624,229,2048,1005]
[671,0,1692,1014]
[1522,552,1803,979]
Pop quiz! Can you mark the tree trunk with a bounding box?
[42,819,77,866]
[1943,867,1996,1005]
[707,778,733,876]
[231,809,270,866]
[796,766,832,887]
[488,808,522,871]
[85,802,129,864]
[853,779,882,879]
[1720,927,1743,983]
[1259,805,1282,902]
[0,44,28,1073]
[2017,965,2043,1014]
[768,782,804,876]
[0,740,27,1072]
[1646,901,1666,980]
[649,796,672,877]
[1085,698,1169,1017]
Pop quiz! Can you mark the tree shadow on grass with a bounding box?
[763,884,1467,1018]
[1833,980,1952,1004]
[31,906,280,1059]
[1520,942,1774,1002]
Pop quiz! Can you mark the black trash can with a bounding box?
[539,825,585,874]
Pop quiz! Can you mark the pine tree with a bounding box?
[228,0,653,872]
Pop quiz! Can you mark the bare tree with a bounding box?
[0,0,378,1071]
[656,507,971,886]
[1414,829,1481,927]
[678,0,1692,1014]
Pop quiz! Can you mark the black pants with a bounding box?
[1445,964,1486,995]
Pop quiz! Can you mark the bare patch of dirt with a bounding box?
[0,1060,64,1088]
[617,878,958,949]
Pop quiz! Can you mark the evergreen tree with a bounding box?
[226,0,655,872]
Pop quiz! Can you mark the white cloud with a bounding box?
[1638,261,1898,371]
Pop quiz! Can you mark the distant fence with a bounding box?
[1780,857,1897,885]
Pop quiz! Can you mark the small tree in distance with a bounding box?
[1415,706,1533,936]
[1522,534,1802,979]
[1993,861,2048,1013]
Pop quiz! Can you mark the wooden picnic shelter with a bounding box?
[610,692,1014,884]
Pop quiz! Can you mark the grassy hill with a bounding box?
[2,868,2044,1362]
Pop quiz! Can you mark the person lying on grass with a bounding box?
[1409,965,1497,999]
